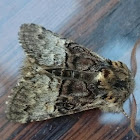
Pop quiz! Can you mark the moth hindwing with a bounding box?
[6,23,134,123]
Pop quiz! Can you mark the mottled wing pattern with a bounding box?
[19,24,66,67]
[19,23,105,71]
[6,24,106,123]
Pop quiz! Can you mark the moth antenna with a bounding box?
[130,38,140,138]
[130,93,140,138]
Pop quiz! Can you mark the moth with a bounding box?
[6,23,134,123]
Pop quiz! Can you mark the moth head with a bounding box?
[96,60,135,112]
